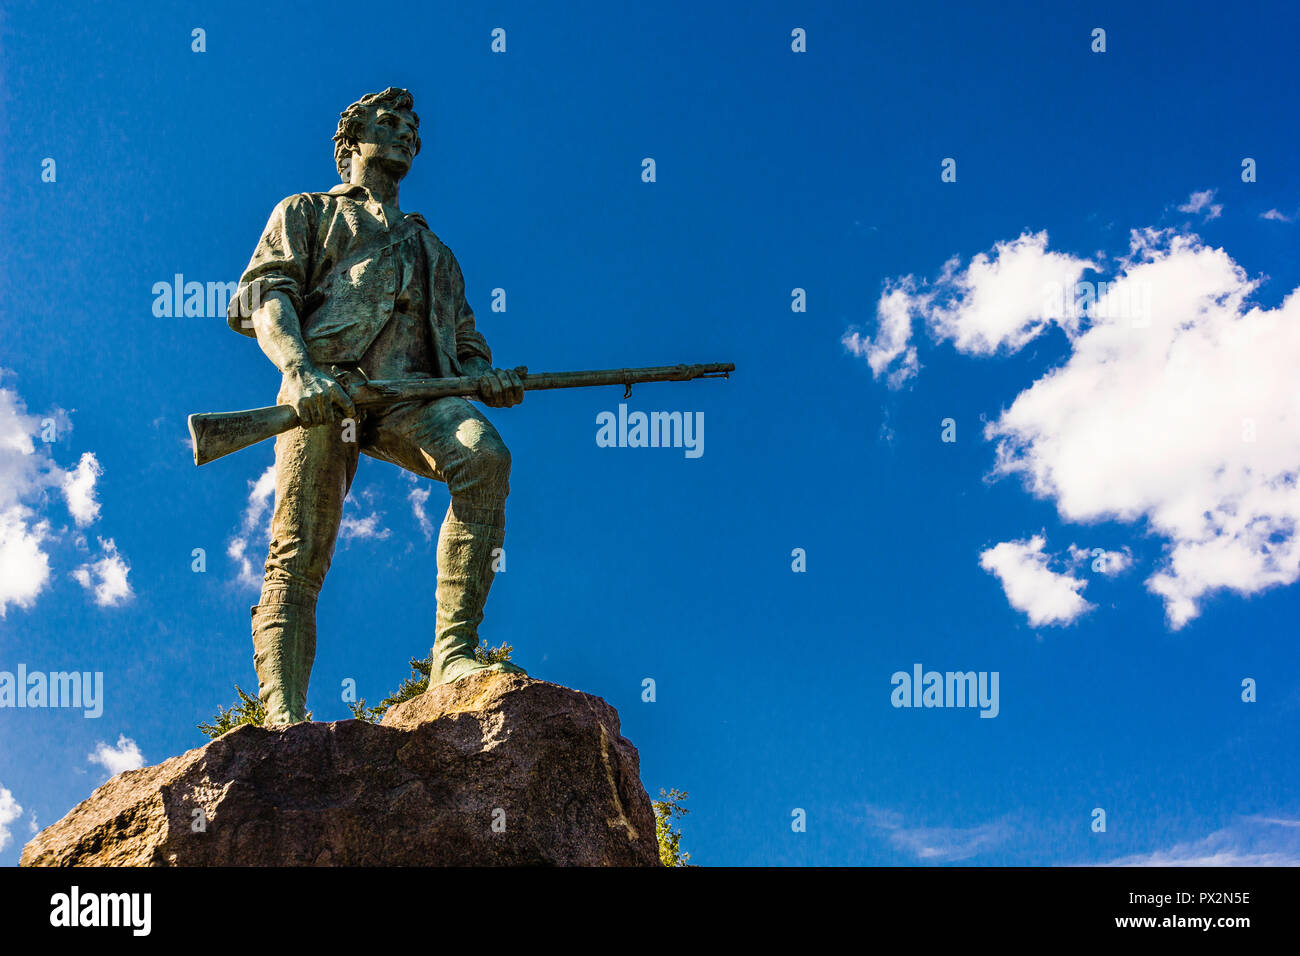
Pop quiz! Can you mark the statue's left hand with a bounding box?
[477,367,525,408]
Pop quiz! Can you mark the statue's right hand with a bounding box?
[283,365,356,427]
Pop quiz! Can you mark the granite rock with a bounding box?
[21,672,659,867]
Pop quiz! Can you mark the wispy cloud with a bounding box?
[408,483,434,540]
[339,510,392,541]
[70,537,133,607]
[1177,188,1223,221]
[1106,816,1300,866]
[843,279,920,388]
[228,464,276,589]
[338,488,392,543]
[1067,543,1133,577]
[863,806,1011,862]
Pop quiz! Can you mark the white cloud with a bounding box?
[0,376,126,615]
[0,383,46,511]
[408,484,434,539]
[339,510,391,541]
[860,219,1300,628]
[1261,209,1292,223]
[1067,544,1133,577]
[843,279,920,387]
[864,806,1009,862]
[0,507,51,617]
[845,232,1094,386]
[980,535,1093,626]
[0,381,55,617]
[228,464,276,589]
[988,229,1300,627]
[338,488,392,544]
[89,735,145,777]
[1177,189,1223,221]
[61,452,102,526]
[228,468,398,584]
[71,537,132,607]
[1107,816,1300,866]
[925,233,1096,354]
[0,784,21,853]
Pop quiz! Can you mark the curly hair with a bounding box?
[332,87,422,182]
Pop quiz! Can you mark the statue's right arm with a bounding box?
[229,195,354,426]
[251,291,355,426]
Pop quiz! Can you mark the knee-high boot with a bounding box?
[429,504,524,686]
[251,590,316,725]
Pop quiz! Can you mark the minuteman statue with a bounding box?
[226,88,526,725]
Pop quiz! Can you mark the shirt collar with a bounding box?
[328,183,427,227]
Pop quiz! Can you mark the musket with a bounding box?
[187,362,735,466]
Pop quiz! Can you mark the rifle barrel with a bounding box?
[349,363,734,405]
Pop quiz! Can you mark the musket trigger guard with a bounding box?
[624,382,633,399]
[329,364,370,388]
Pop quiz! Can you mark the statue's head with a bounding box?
[333,87,422,182]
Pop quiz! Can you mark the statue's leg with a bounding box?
[365,398,525,686]
[253,418,358,725]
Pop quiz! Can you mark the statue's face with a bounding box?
[352,105,419,178]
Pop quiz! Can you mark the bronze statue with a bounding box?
[224,88,527,724]
[213,87,732,726]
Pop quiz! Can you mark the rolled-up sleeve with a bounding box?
[226,195,315,337]
[446,246,492,366]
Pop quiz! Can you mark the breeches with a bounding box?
[261,397,511,603]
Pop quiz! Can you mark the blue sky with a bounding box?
[2,0,1299,866]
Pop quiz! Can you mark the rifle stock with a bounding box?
[188,362,734,466]
[189,405,302,466]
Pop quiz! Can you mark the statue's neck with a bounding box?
[351,166,401,211]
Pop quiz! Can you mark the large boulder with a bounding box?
[21,672,660,866]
